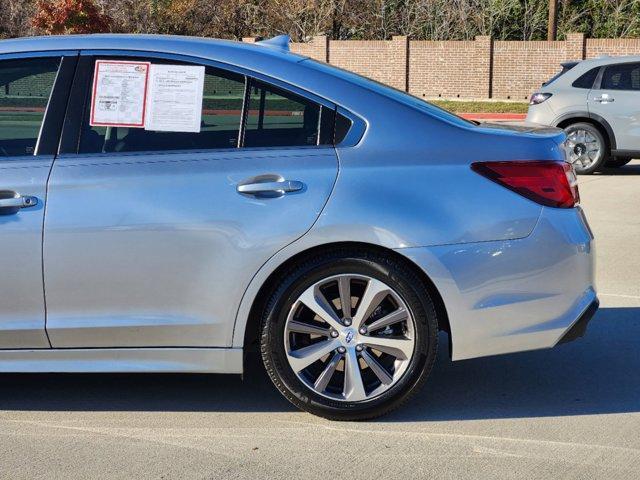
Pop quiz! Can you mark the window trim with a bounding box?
[0,50,78,157]
[594,61,640,92]
[63,49,341,156]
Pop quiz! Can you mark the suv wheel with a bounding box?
[564,122,608,174]
[260,249,438,420]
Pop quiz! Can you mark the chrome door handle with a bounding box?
[237,180,304,195]
[0,195,38,209]
[594,95,614,103]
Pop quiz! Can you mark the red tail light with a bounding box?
[471,161,579,208]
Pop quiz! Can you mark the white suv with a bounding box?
[527,56,640,174]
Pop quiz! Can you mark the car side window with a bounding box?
[0,57,60,157]
[572,67,600,89]
[243,80,326,148]
[601,63,640,91]
[79,59,245,154]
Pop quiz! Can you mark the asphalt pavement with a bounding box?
[0,161,638,480]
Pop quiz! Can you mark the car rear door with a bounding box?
[0,51,76,348]
[588,61,640,151]
[43,52,339,349]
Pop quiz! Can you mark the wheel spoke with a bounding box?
[287,320,330,337]
[313,352,342,392]
[338,276,352,319]
[364,336,414,360]
[298,287,343,331]
[287,339,340,373]
[366,307,408,332]
[361,350,393,385]
[343,348,367,401]
[352,278,390,329]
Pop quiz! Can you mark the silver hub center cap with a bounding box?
[284,274,416,402]
[342,327,356,345]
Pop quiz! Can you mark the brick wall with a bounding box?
[328,36,408,91]
[586,38,640,58]
[409,40,477,98]
[289,35,328,62]
[493,40,567,100]
[243,34,640,100]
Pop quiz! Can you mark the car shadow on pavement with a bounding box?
[599,161,640,176]
[0,307,636,420]
[384,306,640,422]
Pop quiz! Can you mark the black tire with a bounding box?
[260,248,438,420]
[605,157,633,168]
[564,122,609,175]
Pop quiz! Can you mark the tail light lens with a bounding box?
[471,161,579,208]
[529,92,552,105]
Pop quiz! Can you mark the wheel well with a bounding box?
[242,241,451,354]
[556,117,612,152]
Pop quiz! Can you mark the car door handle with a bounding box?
[593,95,614,103]
[0,195,38,209]
[237,180,304,195]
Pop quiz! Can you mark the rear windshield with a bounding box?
[301,58,475,127]
[543,62,579,86]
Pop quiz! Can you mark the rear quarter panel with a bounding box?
[313,110,563,249]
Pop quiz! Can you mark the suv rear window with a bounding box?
[572,67,600,89]
[543,61,578,86]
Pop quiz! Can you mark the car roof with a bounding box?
[578,54,640,67]
[0,34,306,64]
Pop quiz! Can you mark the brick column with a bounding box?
[474,36,493,98]
[312,35,329,62]
[566,33,586,60]
[392,36,410,92]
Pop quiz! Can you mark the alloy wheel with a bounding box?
[566,128,602,169]
[284,274,416,402]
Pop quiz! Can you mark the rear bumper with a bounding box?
[557,298,599,345]
[525,102,555,125]
[397,205,596,361]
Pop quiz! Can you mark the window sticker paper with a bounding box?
[145,64,205,133]
[90,60,150,128]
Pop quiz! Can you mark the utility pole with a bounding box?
[548,0,559,40]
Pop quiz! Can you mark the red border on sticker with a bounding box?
[89,60,151,128]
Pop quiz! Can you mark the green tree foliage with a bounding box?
[2,0,640,40]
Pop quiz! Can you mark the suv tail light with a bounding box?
[529,92,552,105]
[471,161,579,208]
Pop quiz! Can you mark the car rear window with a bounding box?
[543,61,578,87]
[300,58,475,128]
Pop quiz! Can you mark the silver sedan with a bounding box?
[0,34,596,419]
